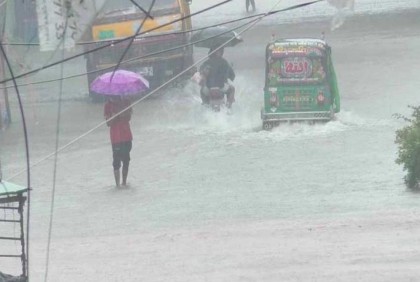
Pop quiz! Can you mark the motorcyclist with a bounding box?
[199,45,235,108]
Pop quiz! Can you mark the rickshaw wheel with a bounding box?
[263,121,273,131]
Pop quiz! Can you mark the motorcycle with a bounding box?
[207,87,226,112]
[192,72,235,112]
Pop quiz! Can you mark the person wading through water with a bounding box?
[104,96,133,187]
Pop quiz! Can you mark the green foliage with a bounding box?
[395,106,420,189]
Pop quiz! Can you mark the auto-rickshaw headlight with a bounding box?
[317,92,325,105]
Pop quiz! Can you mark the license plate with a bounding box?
[137,66,153,76]
[283,96,311,103]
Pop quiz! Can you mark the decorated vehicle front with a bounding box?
[261,39,340,127]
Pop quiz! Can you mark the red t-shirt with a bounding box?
[104,99,133,144]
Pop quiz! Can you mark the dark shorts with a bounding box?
[112,141,132,170]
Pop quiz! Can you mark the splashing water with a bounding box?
[140,74,395,146]
[143,75,263,134]
[327,0,355,30]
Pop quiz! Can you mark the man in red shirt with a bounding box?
[104,96,133,187]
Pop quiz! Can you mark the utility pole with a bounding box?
[0,0,11,126]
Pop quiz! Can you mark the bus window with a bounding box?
[101,0,178,15]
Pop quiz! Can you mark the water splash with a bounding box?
[143,75,397,144]
[143,75,263,134]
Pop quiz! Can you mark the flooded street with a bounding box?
[1,1,420,281]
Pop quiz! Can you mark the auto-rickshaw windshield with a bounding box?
[266,55,327,87]
[101,0,179,15]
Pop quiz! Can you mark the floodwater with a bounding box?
[1,1,420,281]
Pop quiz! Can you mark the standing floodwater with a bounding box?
[1,1,420,281]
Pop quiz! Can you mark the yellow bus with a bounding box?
[85,0,194,101]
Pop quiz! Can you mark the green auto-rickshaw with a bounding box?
[261,39,340,130]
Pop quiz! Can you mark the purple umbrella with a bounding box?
[90,70,149,96]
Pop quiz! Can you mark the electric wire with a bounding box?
[0,0,5,183]
[0,21,253,91]
[111,0,156,77]
[43,17,68,282]
[4,0,324,182]
[4,4,306,46]
[79,0,322,45]
[1,4,30,277]
[0,0,324,91]
[0,41,31,281]
[129,0,154,19]
[6,19,261,183]
[2,2,232,280]
[2,2,321,274]
[2,2,322,47]
[4,0,104,72]
[0,0,233,84]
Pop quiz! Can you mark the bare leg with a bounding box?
[122,162,129,186]
[114,169,120,187]
[246,0,249,12]
[250,0,256,11]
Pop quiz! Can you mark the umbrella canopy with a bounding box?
[192,26,243,48]
[90,70,149,96]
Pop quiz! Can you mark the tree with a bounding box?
[395,106,420,189]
